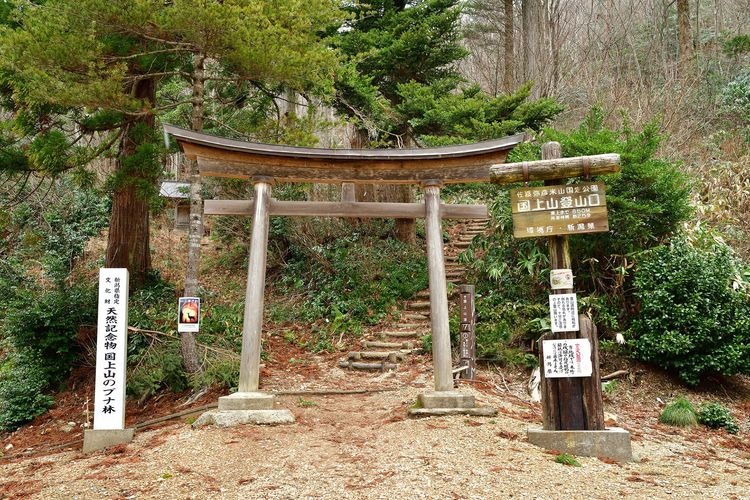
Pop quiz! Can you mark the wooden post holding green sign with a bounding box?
[505,142,610,431]
[497,144,631,461]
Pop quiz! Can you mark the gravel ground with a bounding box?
[1,373,748,500]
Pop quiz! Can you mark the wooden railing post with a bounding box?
[238,176,273,392]
[423,180,453,392]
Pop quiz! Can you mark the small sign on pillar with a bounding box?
[542,338,593,378]
[178,297,201,333]
[458,285,476,380]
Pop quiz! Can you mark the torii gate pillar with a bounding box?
[410,181,495,416]
[196,176,295,426]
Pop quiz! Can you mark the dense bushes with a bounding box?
[0,180,108,430]
[461,108,693,360]
[278,220,428,333]
[0,355,56,431]
[630,239,750,385]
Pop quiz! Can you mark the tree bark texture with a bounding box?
[522,0,546,98]
[181,52,206,375]
[677,0,694,73]
[503,0,515,93]
[105,77,156,290]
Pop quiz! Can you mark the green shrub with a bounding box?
[554,453,581,466]
[0,356,56,431]
[659,396,698,427]
[698,402,740,434]
[0,178,108,430]
[3,282,97,385]
[630,240,750,385]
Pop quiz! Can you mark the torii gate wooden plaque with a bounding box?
[165,125,620,425]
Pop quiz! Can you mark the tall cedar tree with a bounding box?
[0,0,340,290]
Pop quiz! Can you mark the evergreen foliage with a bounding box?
[697,402,740,434]
[332,0,561,146]
[0,0,341,286]
[630,239,750,385]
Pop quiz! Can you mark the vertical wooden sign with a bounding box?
[459,285,476,380]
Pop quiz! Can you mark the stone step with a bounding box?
[401,312,428,321]
[362,340,414,350]
[338,360,397,371]
[382,330,424,338]
[394,321,427,329]
[407,300,431,310]
[347,351,405,362]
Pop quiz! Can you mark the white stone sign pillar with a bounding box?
[83,268,134,452]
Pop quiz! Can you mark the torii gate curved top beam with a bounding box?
[164,124,524,184]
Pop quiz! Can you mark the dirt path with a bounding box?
[1,353,749,499]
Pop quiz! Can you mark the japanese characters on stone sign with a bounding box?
[549,293,579,333]
[93,268,129,430]
[542,338,593,378]
[178,297,201,333]
[510,182,608,238]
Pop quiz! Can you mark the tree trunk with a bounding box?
[105,78,156,290]
[181,52,206,374]
[393,186,417,245]
[677,0,693,74]
[522,0,546,97]
[503,0,515,93]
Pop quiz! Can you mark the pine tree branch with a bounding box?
[105,47,192,62]
[125,71,191,83]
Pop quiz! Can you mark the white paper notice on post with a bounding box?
[542,338,593,378]
[549,293,579,332]
[93,268,129,430]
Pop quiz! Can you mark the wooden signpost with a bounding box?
[496,142,633,461]
[502,142,608,431]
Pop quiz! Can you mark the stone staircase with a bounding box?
[338,218,490,372]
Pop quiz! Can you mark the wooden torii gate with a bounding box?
[165,125,620,422]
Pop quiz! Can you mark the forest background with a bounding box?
[0,0,748,432]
